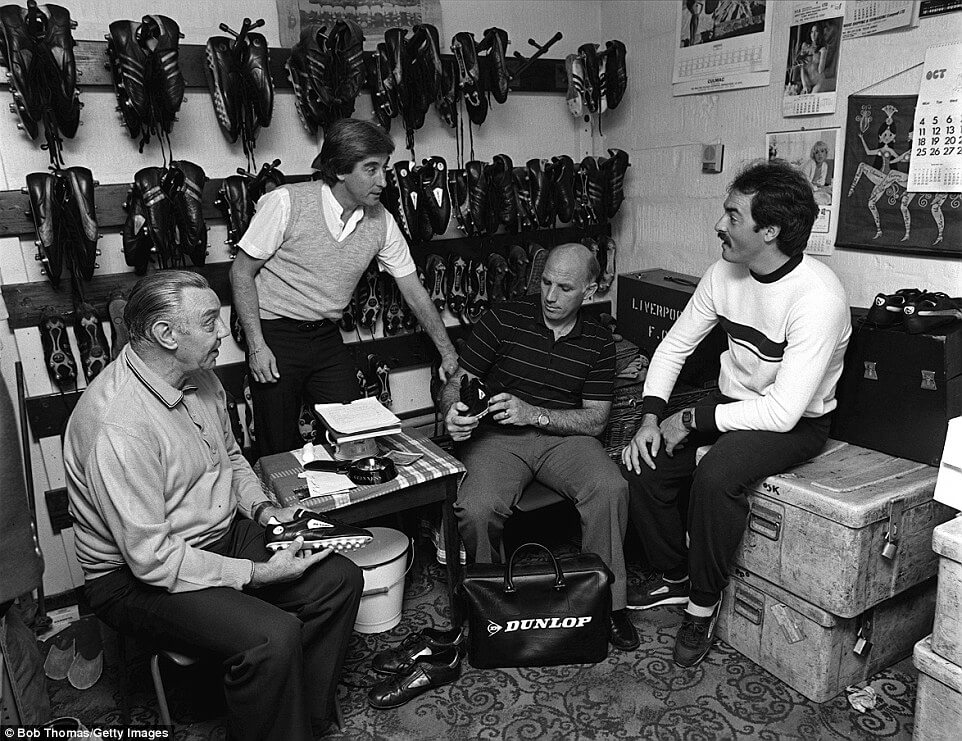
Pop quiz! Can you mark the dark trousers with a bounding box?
[622,405,830,608]
[85,518,363,741]
[250,318,360,457]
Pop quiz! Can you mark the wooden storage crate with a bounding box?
[715,568,936,703]
[913,635,962,741]
[731,440,952,618]
[932,515,962,666]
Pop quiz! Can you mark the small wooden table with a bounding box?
[256,433,466,615]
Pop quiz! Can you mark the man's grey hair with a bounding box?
[124,270,210,348]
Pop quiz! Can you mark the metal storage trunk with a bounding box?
[913,635,962,741]
[731,440,952,618]
[932,515,962,666]
[715,568,936,703]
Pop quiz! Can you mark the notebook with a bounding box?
[315,398,402,443]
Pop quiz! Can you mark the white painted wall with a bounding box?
[0,0,604,596]
[599,0,962,307]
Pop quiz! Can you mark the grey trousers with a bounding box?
[454,426,629,610]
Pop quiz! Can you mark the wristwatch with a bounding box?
[251,500,273,524]
[681,408,694,431]
[537,409,550,428]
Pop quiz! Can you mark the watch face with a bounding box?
[539,413,549,427]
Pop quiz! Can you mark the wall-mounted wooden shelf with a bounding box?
[21,299,612,440]
[0,40,568,94]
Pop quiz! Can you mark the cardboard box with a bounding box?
[716,568,936,703]
[615,269,726,388]
[831,310,962,466]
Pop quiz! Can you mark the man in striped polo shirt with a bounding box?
[441,243,637,651]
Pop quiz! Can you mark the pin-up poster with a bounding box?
[672,1,772,96]
[767,127,841,255]
[838,95,961,258]
[783,2,844,117]
[276,0,442,49]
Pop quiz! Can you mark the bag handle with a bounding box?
[504,542,565,593]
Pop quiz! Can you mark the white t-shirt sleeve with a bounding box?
[376,211,417,278]
[236,189,291,260]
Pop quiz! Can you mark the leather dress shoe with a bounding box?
[372,627,464,675]
[368,645,464,709]
[609,608,640,651]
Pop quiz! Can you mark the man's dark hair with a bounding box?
[311,118,394,185]
[729,160,819,257]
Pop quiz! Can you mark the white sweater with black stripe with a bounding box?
[641,255,851,433]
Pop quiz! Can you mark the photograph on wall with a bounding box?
[919,0,962,18]
[842,0,920,41]
[276,0,441,49]
[672,1,772,96]
[783,2,843,117]
[837,95,961,258]
[767,127,841,255]
[908,41,962,192]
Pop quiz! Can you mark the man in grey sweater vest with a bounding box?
[231,118,457,456]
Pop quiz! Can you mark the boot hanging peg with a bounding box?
[509,32,562,82]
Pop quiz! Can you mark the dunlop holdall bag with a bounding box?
[460,543,612,669]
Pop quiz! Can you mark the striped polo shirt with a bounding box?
[459,296,615,409]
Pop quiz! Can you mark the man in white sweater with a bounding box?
[621,160,851,667]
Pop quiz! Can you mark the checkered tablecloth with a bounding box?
[255,432,466,513]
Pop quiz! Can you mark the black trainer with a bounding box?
[673,602,721,668]
[627,573,689,610]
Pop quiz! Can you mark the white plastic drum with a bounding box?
[342,527,412,633]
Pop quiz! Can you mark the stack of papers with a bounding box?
[315,397,402,443]
[297,443,356,503]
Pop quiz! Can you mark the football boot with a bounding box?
[578,43,603,114]
[73,303,110,383]
[601,148,630,219]
[39,306,77,391]
[249,158,285,200]
[425,254,447,314]
[105,19,146,140]
[564,53,586,117]
[265,509,373,553]
[242,20,274,129]
[204,33,242,142]
[367,645,464,710]
[147,15,186,131]
[337,293,357,333]
[380,168,411,242]
[466,161,489,237]
[903,292,962,335]
[451,31,487,126]
[382,276,404,336]
[528,159,556,228]
[866,288,923,327]
[596,236,616,294]
[169,160,208,266]
[410,24,443,101]
[121,180,151,275]
[486,252,509,304]
[328,19,366,119]
[446,254,468,319]
[574,158,601,227]
[420,156,450,236]
[370,354,393,406]
[356,263,383,332]
[25,172,61,286]
[297,402,317,443]
[394,161,425,242]
[526,244,549,295]
[506,244,530,300]
[286,28,322,135]
[481,159,506,237]
[605,40,627,110]
[107,289,129,360]
[464,258,490,324]
[62,167,99,282]
[368,44,396,131]
[512,167,537,231]
[448,169,475,237]
[138,166,180,269]
[371,627,465,675]
[434,56,459,129]
[490,154,517,232]
[551,155,576,224]
[459,374,490,417]
[480,27,510,104]
[215,174,250,252]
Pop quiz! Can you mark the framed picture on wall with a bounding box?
[276,0,442,49]
[837,94,961,259]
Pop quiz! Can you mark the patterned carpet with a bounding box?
[43,546,919,741]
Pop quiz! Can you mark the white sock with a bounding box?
[686,600,719,618]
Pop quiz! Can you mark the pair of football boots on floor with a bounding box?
[338,265,417,337]
[1,1,82,166]
[39,292,129,391]
[368,627,466,709]
[565,40,628,117]
[867,288,962,335]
